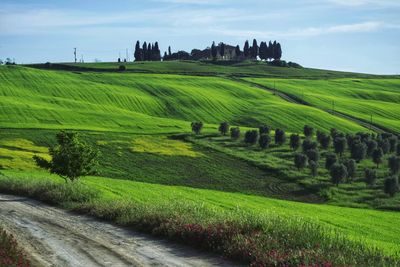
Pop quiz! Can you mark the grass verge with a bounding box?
[0,227,31,267]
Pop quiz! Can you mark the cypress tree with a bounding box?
[134,41,142,61]
[244,40,250,57]
[211,41,218,60]
[267,41,273,61]
[147,43,151,61]
[154,42,161,61]
[168,46,172,56]
[275,43,282,60]
[142,42,147,61]
[251,39,258,59]
[220,42,225,59]
[235,45,241,58]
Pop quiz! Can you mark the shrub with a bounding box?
[306,149,320,163]
[330,163,348,186]
[303,125,314,138]
[388,136,398,153]
[118,65,126,71]
[325,153,337,170]
[244,130,258,145]
[309,160,318,177]
[384,176,399,197]
[0,228,31,267]
[302,139,317,153]
[364,168,377,186]
[33,131,100,182]
[366,140,378,157]
[289,134,301,151]
[258,134,271,149]
[372,148,384,168]
[191,121,203,135]
[218,122,230,136]
[388,156,400,175]
[333,137,346,157]
[258,125,270,135]
[230,127,240,140]
[344,159,357,181]
[294,153,307,170]
[274,129,286,146]
[350,142,367,162]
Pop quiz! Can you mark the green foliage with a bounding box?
[191,121,203,135]
[351,141,367,162]
[306,149,319,163]
[364,168,377,186]
[230,127,240,140]
[388,156,400,175]
[373,148,384,168]
[309,160,318,177]
[384,176,399,197]
[258,125,270,135]
[258,134,271,149]
[289,134,301,151]
[34,131,99,182]
[274,128,286,146]
[304,125,314,138]
[344,159,357,181]
[218,122,229,135]
[334,137,346,157]
[302,139,317,153]
[244,130,258,145]
[325,153,337,170]
[294,153,307,170]
[330,163,348,186]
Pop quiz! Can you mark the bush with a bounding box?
[333,137,346,157]
[306,149,320,163]
[364,168,377,186]
[351,142,367,162]
[218,122,230,136]
[191,121,203,135]
[302,139,317,153]
[244,130,258,145]
[258,134,271,149]
[344,159,357,181]
[33,131,100,182]
[289,134,301,151]
[372,148,384,168]
[309,160,318,177]
[0,228,31,267]
[118,65,126,71]
[330,163,348,186]
[274,129,286,146]
[388,156,400,175]
[230,127,240,140]
[294,153,307,170]
[366,140,378,157]
[325,153,337,170]
[303,125,314,138]
[258,125,270,135]
[384,176,399,197]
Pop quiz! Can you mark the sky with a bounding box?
[0,0,399,74]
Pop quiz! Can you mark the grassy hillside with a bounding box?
[0,65,366,133]
[33,60,398,79]
[244,78,400,133]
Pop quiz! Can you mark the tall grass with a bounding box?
[0,173,397,266]
[0,227,31,267]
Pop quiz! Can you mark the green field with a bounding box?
[244,78,400,132]
[0,65,366,133]
[1,61,400,265]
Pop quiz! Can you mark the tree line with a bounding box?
[131,39,283,62]
[191,122,400,198]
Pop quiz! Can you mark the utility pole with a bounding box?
[74,48,77,63]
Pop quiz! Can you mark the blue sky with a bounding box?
[0,0,399,74]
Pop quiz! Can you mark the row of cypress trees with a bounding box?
[134,41,161,61]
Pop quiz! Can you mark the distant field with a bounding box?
[0,65,366,133]
[54,60,395,78]
[244,78,400,132]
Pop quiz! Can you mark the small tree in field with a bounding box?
[259,125,270,135]
[230,127,240,140]
[384,176,398,197]
[303,125,314,138]
[289,134,301,151]
[325,153,337,170]
[259,134,271,149]
[330,163,348,186]
[191,122,203,135]
[388,156,400,175]
[309,160,318,177]
[274,129,286,146]
[344,159,357,181]
[372,148,384,168]
[364,168,377,186]
[244,130,258,145]
[218,122,230,136]
[306,149,319,163]
[333,137,346,157]
[294,153,307,170]
[33,131,100,183]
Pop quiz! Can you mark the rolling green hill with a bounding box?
[244,78,400,133]
[0,65,366,133]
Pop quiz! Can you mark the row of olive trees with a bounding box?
[191,121,400,197]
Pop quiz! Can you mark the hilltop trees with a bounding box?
[134,41,161,62]
[211,42,218,60]
[243,41,250,57]
[191,122,203,135]
[250,39,258,59]
[33,131,100,183]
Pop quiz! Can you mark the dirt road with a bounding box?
[0,194,239,267]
